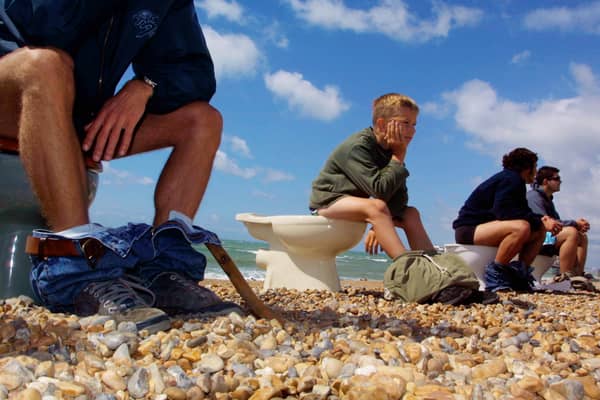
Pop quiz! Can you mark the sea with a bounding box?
[194,239,390,281]
[194,239,568,282]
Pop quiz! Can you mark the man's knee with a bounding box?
[18,48,75,96]
[180,102,222,140]
[513,220,532,242]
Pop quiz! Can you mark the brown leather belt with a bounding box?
[25,236,106,267]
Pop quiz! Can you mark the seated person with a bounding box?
[527,166,590,276]
[309,93,433,259]
[452,148,561,291]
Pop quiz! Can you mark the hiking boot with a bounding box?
[507,261,535,292]
[74,278,171,333]
[484,261,513,292]
[146,272,244,317]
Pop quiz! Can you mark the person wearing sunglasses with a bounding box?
[527,166,590,277]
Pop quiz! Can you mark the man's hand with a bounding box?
[82,79,153,161]
[542,215,562,236]
[576,218,590,233]
[364,228,382,256]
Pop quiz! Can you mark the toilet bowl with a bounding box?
[236,213,366,292]
[444,243,555,290]
[0,138,101,300]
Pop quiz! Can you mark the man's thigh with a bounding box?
[473,220,526,246]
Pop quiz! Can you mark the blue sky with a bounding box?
[90,0,600,270]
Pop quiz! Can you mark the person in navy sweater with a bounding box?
[453,148,562,292]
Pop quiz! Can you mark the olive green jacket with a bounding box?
[309,127,409,218]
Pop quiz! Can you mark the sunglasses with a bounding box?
[548,176,561,182]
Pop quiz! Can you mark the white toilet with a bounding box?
[236,213,366,292]
[444,243,554,290]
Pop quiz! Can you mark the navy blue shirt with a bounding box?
[453,169,543,231]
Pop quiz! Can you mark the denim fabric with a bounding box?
[30,220,221,312]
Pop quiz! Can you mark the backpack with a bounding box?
[383,250,480,304]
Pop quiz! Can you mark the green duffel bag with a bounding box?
[383,250,480,304]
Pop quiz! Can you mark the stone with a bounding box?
[164,387,187,400]
[101,370,127,391]
[17,388,41,400]
[128,368,149,399]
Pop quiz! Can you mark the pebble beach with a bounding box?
[2,279,600,400]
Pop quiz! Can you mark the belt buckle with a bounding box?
[80,238,105,268]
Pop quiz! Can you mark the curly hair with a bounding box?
[501,147,538,172]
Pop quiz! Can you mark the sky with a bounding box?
[90,0,600,271]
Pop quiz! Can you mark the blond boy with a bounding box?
[309,93,433,258]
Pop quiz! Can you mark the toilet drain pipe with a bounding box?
[205,243,282,322]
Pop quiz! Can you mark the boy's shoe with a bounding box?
[429,285,476,305]
[484,261,513,292]
[74,278,171,333]
[146,272,244,317]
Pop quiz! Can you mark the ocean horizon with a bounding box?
[195,239,570,282]
[195,239,390,281]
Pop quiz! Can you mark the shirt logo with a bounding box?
[132,10,159,39]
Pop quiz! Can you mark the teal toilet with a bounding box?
[0,138,101,300]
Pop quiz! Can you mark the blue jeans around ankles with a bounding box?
[29,221,221,312]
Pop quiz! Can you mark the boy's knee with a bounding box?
[403,206,421,221]
[366,198,391,218]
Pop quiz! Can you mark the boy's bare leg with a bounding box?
[474,220,532,265]
[0,48,89,231]
[394,206,434,250]
[125,102,222,226]
[317,197,406,258]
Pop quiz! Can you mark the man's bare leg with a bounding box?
[474,220,531,265]
[555,227,581,274]
[125,102,223,226]
[317,197,406,258]
[517,227,545,266]
[576,233,588,276]
[0,48,89,230]
[394,206,434,250]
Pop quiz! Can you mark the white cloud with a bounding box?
[264,70,350,121]
[213,150,257,179]
[285,0,483,43]
[101,163,154,186]
[263,169,295,183]
[203,26,261,79]
[194,0,243,23]
[438,63,600,250]
[511,50,531,65]
[252,190,275,200]
[524,2,600,34]
[225,135,252,158]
